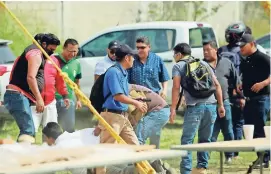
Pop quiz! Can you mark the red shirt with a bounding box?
[42,56,68,106]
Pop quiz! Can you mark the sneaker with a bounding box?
[225,157,232,164]
[191,168,207,174]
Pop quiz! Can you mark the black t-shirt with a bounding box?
[240,50,270,98]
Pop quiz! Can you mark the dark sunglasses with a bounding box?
[136,46,146,50]
[110,49,116,54]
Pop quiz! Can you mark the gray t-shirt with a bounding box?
[172,60,217,106]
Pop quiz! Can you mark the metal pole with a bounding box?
[61,1,64,41]
[220,152,223,174]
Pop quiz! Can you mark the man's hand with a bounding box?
[160,90,167,100]
[236,84,243,95]
[93,126,101,136]
[239,98,246,110]
[218,105,225,118]
[169,108,176,124]
[251,82,265,93]
[133,100,147,113]
[36,98,44,113]
[76,100,82,110]
[63,99,70,109]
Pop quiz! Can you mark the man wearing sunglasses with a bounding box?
[128,36,170,99]
[237,34,270,168]
[94,40,120,81]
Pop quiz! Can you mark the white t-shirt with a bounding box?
[94,55,116,75]
[55,128,100,148]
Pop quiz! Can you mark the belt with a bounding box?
[246,94,269,102]
[6,84,36,103]
[102,108,127,115]
[187,102,216,108]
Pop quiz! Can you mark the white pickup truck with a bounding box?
[78,21,219,102]
[0,21,219,114]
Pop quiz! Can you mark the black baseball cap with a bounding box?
[236,34,254,47]
[108,40,120,50]
[115,44,137,60]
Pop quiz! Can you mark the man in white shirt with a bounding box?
[94,40,120,81]
[42,122,137,174]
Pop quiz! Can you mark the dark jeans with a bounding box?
[231,102,244,157]
[4,90,35,138]
[244,95,270,163]
[180,104,217,174]
[211,99,234,158]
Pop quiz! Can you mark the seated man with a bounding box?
[42,122,137,174]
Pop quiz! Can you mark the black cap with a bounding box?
[236,34,254,47]
[115,44,137,60]
[108,40,120,50]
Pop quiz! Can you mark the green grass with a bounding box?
[0,110,270,173]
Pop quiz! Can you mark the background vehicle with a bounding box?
[78,21,219,102]
[0,39,16,113]
[256,33,270,56]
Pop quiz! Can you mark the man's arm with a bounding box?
[213,75,225,118]
[27,50,44,112]
[27,52,42,100]
[114,94,147,113]
[171,76,181,111]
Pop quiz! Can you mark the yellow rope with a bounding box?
[0,1,155,173]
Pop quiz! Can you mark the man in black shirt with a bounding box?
[203,40,239,164]
[238,34,270,167]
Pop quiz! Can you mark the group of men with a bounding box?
[2,20,270,174]
[4,33,82,143]
[170,22,270,174]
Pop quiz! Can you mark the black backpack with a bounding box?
[89,66,115,113]
[180,57,216,98]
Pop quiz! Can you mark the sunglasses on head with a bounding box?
[136,46,146,50]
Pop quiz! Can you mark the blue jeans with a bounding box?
[135,107,170,149]
[244,95,270,163]
[231,102,244,157]
[56,99,75,133]
[4,90,35,138]
[211,100,234,158]
[180,104,217,174]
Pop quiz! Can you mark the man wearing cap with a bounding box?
[96,44,148,174]
[238,34,270,168]
[94,40,120,81]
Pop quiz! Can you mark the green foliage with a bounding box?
[0,4,60,56]
[241,2,270,38]
[147,1,224,22]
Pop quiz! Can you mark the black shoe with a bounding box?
[250,160,269,169]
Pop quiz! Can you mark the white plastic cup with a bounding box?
[243,125,254,140]
[264,126,270,140]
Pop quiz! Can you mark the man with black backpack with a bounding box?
[96,44,148,174]
[203,40,239,164]
[170,43,225,174]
